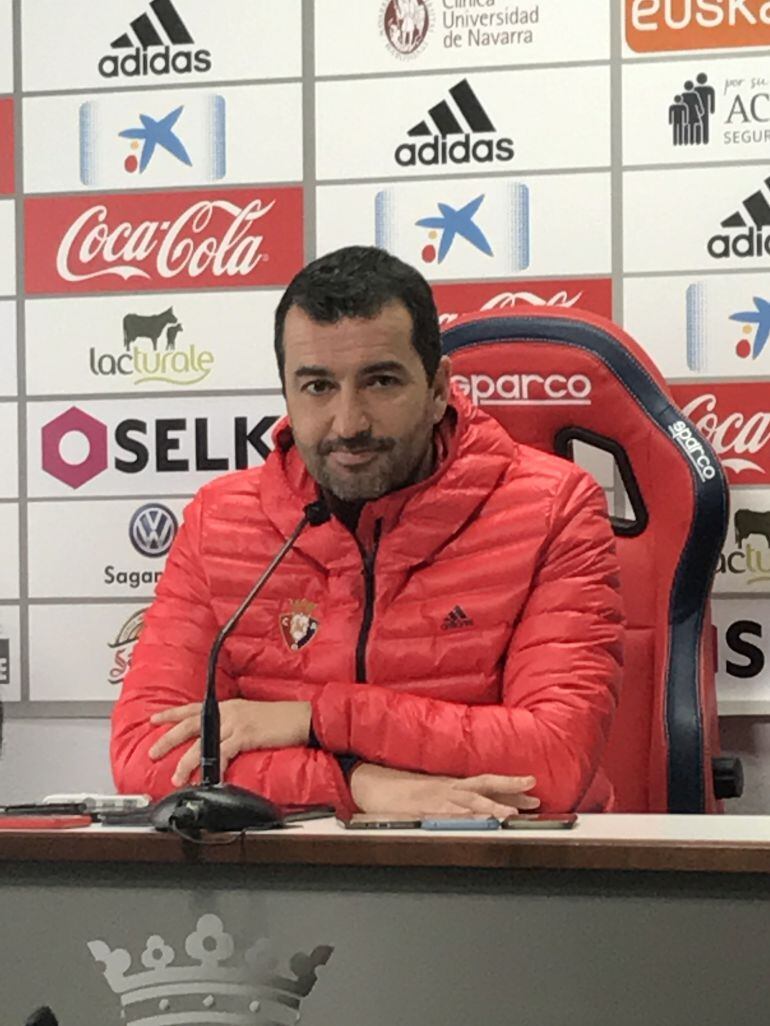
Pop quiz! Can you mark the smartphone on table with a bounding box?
[501,813,577,829]
[338,813,422,830]
[421,814,500,831]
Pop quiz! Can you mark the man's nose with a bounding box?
[331,388,370,440]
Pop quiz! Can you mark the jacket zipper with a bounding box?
[355,518,383,683]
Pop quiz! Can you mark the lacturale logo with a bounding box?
[395,77,514,168]
[98,0,212,80]
[708,175,770,259]
[718,507,770,586]
[88,306,215,387]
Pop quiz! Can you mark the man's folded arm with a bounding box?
[110,494,352,811]
[311,472,625,812]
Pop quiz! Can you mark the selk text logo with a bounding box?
[99,0,212,80]
[41,406,278,489]
[395,77,514,168]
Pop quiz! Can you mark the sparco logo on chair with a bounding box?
[453,372,592,406]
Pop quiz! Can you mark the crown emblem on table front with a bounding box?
[87,913,333,1026]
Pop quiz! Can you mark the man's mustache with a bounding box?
[317,432,396,456]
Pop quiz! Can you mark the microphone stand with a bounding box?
[150,500,330,834]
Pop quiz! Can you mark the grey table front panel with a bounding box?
[3,863,768,1026]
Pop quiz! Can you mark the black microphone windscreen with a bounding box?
[305,499,331,526]
[25,1009,59,1026]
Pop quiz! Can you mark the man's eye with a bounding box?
[303,380,333,395]
[368,375,400,388]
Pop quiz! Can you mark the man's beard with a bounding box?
[299,418,435,502]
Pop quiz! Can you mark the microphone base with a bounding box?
[149,784,283,833]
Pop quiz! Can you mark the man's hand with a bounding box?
[148,699,312,786]
[350,763,541,818]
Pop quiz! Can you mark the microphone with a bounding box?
[150,499,331,834]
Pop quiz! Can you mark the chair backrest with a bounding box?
[443,308,729,813]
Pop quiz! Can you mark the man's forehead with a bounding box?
[283,303,417,368]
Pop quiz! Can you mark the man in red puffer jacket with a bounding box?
[111,246,624,816]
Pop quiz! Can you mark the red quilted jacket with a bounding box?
[111,389,624,813]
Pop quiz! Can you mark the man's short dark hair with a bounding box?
[274,246,441,384]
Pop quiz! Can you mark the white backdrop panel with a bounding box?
[29,602,154,702]
[0,604,20,702]
[623,54,770,167]
[0,300,16,395]
[21,0,302,93]
[26,394,287,499]
[315,0,610,76]
[23,83,303,194]
[25,290,282,395]
[27,497,189,600]
[624,164,770,273]
[624,272,770,380]
[0,401,17,498]
[0,504,18,600]
[317,174,612,280]
[316,65,611,180]
[0,200,15,295]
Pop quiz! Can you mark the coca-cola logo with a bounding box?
[453,371,592,406]
[25,188,304,295]
[57,199,271,283]
[674,386,770,482]
[439,289,584,327]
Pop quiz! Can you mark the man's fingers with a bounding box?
[447,789,518,818]
[171,740,200,787]
[149,716,200,760]
[462,774,537,794]
[150,703,202,725]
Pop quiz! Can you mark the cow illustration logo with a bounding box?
[124,307,180,351]
[279,599,319,651]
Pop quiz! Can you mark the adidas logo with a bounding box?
[394,78,514,169]
[441,605,474,630]
[708,175,770,259]
[98,0,212,80]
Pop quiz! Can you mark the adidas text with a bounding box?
[708,225,770,259]
[395,134,514,168]
[98,46,212,79]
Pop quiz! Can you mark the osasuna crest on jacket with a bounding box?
[112,388,624,814]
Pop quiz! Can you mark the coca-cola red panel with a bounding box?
[25,187,303,295]
[433,277,612,328]
[672,382,770,486]
[0,97,13,195]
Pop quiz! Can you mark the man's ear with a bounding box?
[431,355,452,424]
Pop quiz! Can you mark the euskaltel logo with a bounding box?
[98,0,212,80]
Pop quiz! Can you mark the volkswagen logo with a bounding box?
[129,503,178,558]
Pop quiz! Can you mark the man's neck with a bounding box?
[325,441,436,536]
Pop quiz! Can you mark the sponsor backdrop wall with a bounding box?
[2,0,770,806]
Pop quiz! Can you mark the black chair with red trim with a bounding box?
[443,307,742,813]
